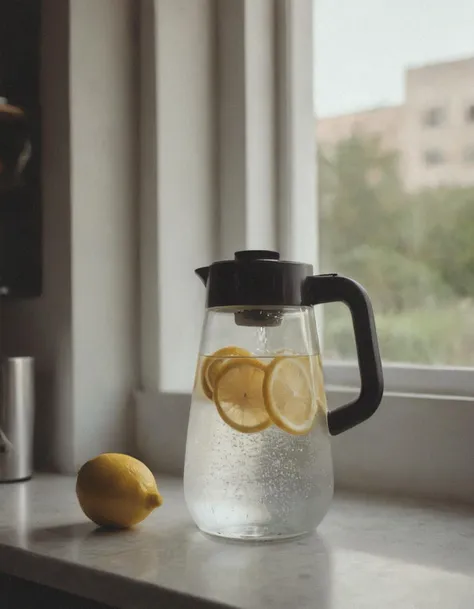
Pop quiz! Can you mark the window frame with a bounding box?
[324,360,474,397]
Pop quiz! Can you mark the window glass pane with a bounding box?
[422,107,446,128]
[315,0,474,366]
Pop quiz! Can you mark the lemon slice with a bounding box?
[313,355,328,413]
[194,357,214,400]
[263,356,317,435]
[200,346,251,400]
[214,359,271,433]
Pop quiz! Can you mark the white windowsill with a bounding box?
[324,361,474,397]
[327,384,474,402]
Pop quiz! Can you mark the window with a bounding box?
[424,148,445,165]
[135,0,474,500]
[466,105,474,123]
[140,0,474,397]
[315,0,474,371]
[422,107,446,127]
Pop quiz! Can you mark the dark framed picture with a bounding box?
[0,0,42,298]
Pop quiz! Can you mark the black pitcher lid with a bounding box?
[196,250,313,310]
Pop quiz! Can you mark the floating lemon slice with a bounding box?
[200,346,251,400]
[263,356,317,435]
[214,358,271,433]
[313,355,328,413]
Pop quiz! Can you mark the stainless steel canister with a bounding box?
[0,357,35,482]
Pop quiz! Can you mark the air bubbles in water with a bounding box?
[256,326,269,355]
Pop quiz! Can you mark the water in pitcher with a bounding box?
[184,352,334,541]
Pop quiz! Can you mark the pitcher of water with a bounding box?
[184,250,383,540]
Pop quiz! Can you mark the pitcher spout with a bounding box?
[195,266,209,286]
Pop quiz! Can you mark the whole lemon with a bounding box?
[76,453,162,529]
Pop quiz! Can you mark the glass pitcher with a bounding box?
[184,250,383,541]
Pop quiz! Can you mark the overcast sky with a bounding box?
[314,0,474,117]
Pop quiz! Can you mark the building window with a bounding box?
[466,105,474,123]
[424,149,445,166]
[463,146,474,163]
[422,107,445,127]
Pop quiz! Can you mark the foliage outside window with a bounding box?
[318,135,474,365]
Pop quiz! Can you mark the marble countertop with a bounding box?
[0,475,473,609]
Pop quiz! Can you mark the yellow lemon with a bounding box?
[76,453,162,529]
[263,356,318,435]
[213,358,271,433]
[200,346,252,400]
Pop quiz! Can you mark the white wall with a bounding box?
[1,0,139,473]
[69,0,139,469]
[330,390,474,505]
[136,389,474,505]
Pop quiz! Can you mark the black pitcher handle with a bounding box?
[302,274,384,435]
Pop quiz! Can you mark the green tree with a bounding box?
[336,245,453,313]
[317,133,474,365]
[318,134,406,270]
[412,186,474,297]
